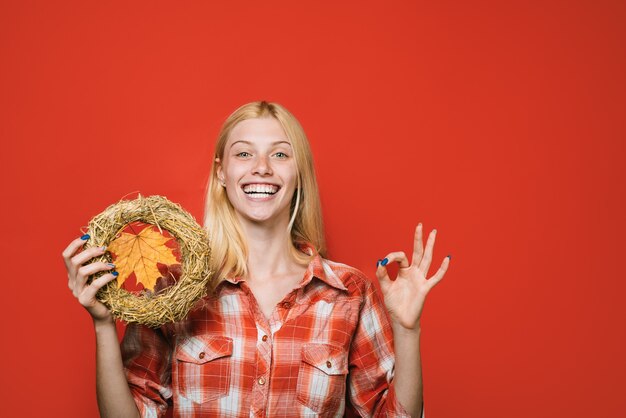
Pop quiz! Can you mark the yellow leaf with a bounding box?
[107,225,179,291]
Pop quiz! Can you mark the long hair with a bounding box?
[202,101,325,284]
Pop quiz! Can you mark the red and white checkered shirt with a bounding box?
[121,243,424,417]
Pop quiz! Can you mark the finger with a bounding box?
[426,256,451,290]
[76,262,116,288]
[62,234,91,269]
[68,272,74,291]
[78,272,119,306]
[380,251,410,269]
[68,245,108,277]
[418,229,437,275]
[375,260,393,293]
[411,223,424,267]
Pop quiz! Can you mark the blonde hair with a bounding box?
[202,101,325,283]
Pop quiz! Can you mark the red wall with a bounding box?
[1,1,625,417]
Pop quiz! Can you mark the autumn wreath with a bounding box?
[82,194,213,327]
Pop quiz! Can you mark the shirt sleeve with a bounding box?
[120,322,173,418]
[347,279,425,418]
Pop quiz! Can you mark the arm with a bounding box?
[94,318,142,418]
[375,223,450,417]
[391,324,423,418]
[63,237,140,417]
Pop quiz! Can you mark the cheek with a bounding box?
[223,163,246,182]
[283,163,298,185]
[224,185,241,207]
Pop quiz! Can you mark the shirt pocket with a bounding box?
[296,343,349,414]
[174,335,233,404]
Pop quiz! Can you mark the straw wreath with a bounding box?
[82,194,213,327]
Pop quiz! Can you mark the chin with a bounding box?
[236,206,291,226]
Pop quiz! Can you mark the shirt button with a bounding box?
[262,335,268,342]
[258,377,266,385]
[326,360,332,368]
[198,352,205,359]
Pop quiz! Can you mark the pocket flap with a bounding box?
[176,335,233,365]
[301,343,348,375]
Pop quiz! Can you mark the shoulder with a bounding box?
[318,257,376,299]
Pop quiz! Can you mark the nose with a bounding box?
[252,155,273,176]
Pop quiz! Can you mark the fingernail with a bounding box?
[107,263,115,267]
[447,254,452,259]
[381,258,389,266]
[80,234,90,240]
[101,246,107,251]
[376,259,381,267]
[112,271,119,277]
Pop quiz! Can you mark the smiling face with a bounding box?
[217,117,298,227]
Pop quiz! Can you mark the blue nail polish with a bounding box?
[80,234,90,240]
[381,258,389,266]
[447,254,452,259]
[376,259,381,267]
[107,263,115,267]
[112,271,119,277]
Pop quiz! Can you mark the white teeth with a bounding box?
[243,184,279,194]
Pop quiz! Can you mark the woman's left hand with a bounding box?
[375,223,450,330]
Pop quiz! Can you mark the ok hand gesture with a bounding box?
[375,223,450,330]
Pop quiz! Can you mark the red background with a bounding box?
[1,1,625,417]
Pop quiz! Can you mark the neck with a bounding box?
[237,213,301,282]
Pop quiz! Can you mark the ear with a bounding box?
[215,158,226,185]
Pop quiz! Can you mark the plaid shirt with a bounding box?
[121,243,424,417]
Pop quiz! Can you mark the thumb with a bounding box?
[375,259,392,293]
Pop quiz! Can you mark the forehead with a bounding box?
[227,117,290,147]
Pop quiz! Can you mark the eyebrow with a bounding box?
[230,140,292,148]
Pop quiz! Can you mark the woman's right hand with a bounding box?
[62,234,118,323]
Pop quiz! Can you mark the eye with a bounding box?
[235,151,252,158]
[273,152,288,159]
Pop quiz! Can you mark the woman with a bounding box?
[63,101,450,417]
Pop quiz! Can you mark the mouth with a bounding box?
[241,183,280,198]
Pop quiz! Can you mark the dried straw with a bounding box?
[83,194,213,327]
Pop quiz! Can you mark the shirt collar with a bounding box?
[296,242,348,292]
[223,276,243,285]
